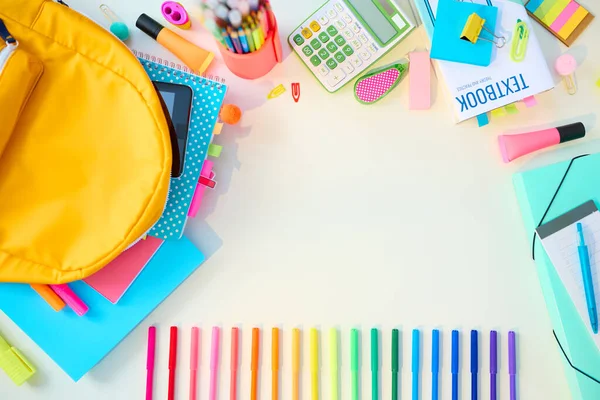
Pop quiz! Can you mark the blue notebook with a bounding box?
[0,236,204,381]
[141,59,227,240]
[430,0,498,67]
[514,153,600,400]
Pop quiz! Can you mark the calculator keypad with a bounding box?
[289,0,413,92]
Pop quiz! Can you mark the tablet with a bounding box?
[154,81,193,178]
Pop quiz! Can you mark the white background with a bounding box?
[2,0,600,399]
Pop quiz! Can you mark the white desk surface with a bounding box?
[2,0,599,399]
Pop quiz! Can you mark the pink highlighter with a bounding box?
[498,122,585,163]
[49,284,89,316]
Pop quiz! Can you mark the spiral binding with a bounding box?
[132,50,226,89]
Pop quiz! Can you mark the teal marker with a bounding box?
[412,329,420,400]
[392,329,399,400]
[371,328,379,400]
[577,222,598,333]
[351,329,359,400]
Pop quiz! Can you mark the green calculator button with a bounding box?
[310,55,321,66]
[293,34,304,46]
[326,58,338,69]
[310,39,321,49]
[318,32,330,43]
[342,44,354,56]
[334,35,346,46]
[327,26,338,36]
[318,48,330,60]
[326,42,338,53]
[302,45,313,56]
[334,52,346,63]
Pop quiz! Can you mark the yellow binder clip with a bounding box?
[460,13,506,48]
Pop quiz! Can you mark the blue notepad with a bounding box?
[141,59,227,240]
[0,236,204,381]
[430,0,499,67]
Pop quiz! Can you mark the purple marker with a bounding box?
[490,331,498,400]
[509,331,517,400]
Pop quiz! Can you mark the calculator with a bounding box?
[289,0,415,93]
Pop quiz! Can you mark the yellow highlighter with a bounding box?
[310,328,319,400]
[0,333,35,386]
[292,328,301,400]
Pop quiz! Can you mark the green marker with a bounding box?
[351,329,359,400]
[392,329,399,400]
[371,328,379,400]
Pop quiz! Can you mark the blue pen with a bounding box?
[221,29,235,53]
[237,27,249,53]
[451,330,459,400]
[577,222,598,334]
[431,330,439,400]
[412,329,420,400]
[470,330,478,400]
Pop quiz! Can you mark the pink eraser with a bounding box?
[409,51,431,110]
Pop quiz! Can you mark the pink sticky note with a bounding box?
[84,236,163,303]
[409,51,432,110]
[188,160,214,218]
[522,96,538,108]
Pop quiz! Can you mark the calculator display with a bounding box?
[346,0,398,44]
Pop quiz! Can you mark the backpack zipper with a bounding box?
[0,19,17,76]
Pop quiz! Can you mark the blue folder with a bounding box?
[514,153,600,400]
[0,236,205,381]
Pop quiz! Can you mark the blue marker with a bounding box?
[451,330,459,400]
[412,329,420,400]
[432,330,440,400]
[578,223,598,333]
[471,330,478,400]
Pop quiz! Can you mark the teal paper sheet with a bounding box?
[513,153,600,400]
[0,236,204,381]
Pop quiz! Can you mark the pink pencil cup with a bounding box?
[217,10,282,80]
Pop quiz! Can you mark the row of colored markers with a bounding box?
[146,326,517,400]
[201,0,272,54]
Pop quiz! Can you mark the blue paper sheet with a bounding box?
[0,236,204,381]
[430,0,499,67]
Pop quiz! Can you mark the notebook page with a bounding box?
[537,201,600,348]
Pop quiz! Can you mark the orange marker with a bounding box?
[230,327,239,400]
[30,284,65,311]
[272,328,280,400]
[251,328,260,400]
[292,328,301,400]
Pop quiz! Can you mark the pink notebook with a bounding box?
[84,236,163,303]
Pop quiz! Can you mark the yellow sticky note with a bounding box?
[491,107,507,118]
[213,123,223,135]
[558,6,589,40]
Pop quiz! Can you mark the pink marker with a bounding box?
[190,327,200,400]
[210,327,220,400]
[49,284,89,316]
[146,326,157,400]
[498,122,586,163]
[188,160,214,218]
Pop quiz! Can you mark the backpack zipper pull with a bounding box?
[0,19,16,45]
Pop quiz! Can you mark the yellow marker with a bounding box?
[292,328,301,400]
[0,334,36,386]
[267,84,286,99]
[310,328,319,400]
[329,328,339,400]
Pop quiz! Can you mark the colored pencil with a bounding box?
[251,328,260,400]
[231,327,240,400]
[272,328,280,400]
[292,328,301,400]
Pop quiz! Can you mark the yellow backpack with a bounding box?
[0,0,172,284]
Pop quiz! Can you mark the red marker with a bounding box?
[168,326,178,400]
[292,82,300,102]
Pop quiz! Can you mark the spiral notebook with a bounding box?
[134,52,228,240]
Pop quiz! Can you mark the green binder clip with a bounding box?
[354,60,409,105]
[510,20,529,63]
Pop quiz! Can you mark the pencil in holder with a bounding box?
[217,10,282,80]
